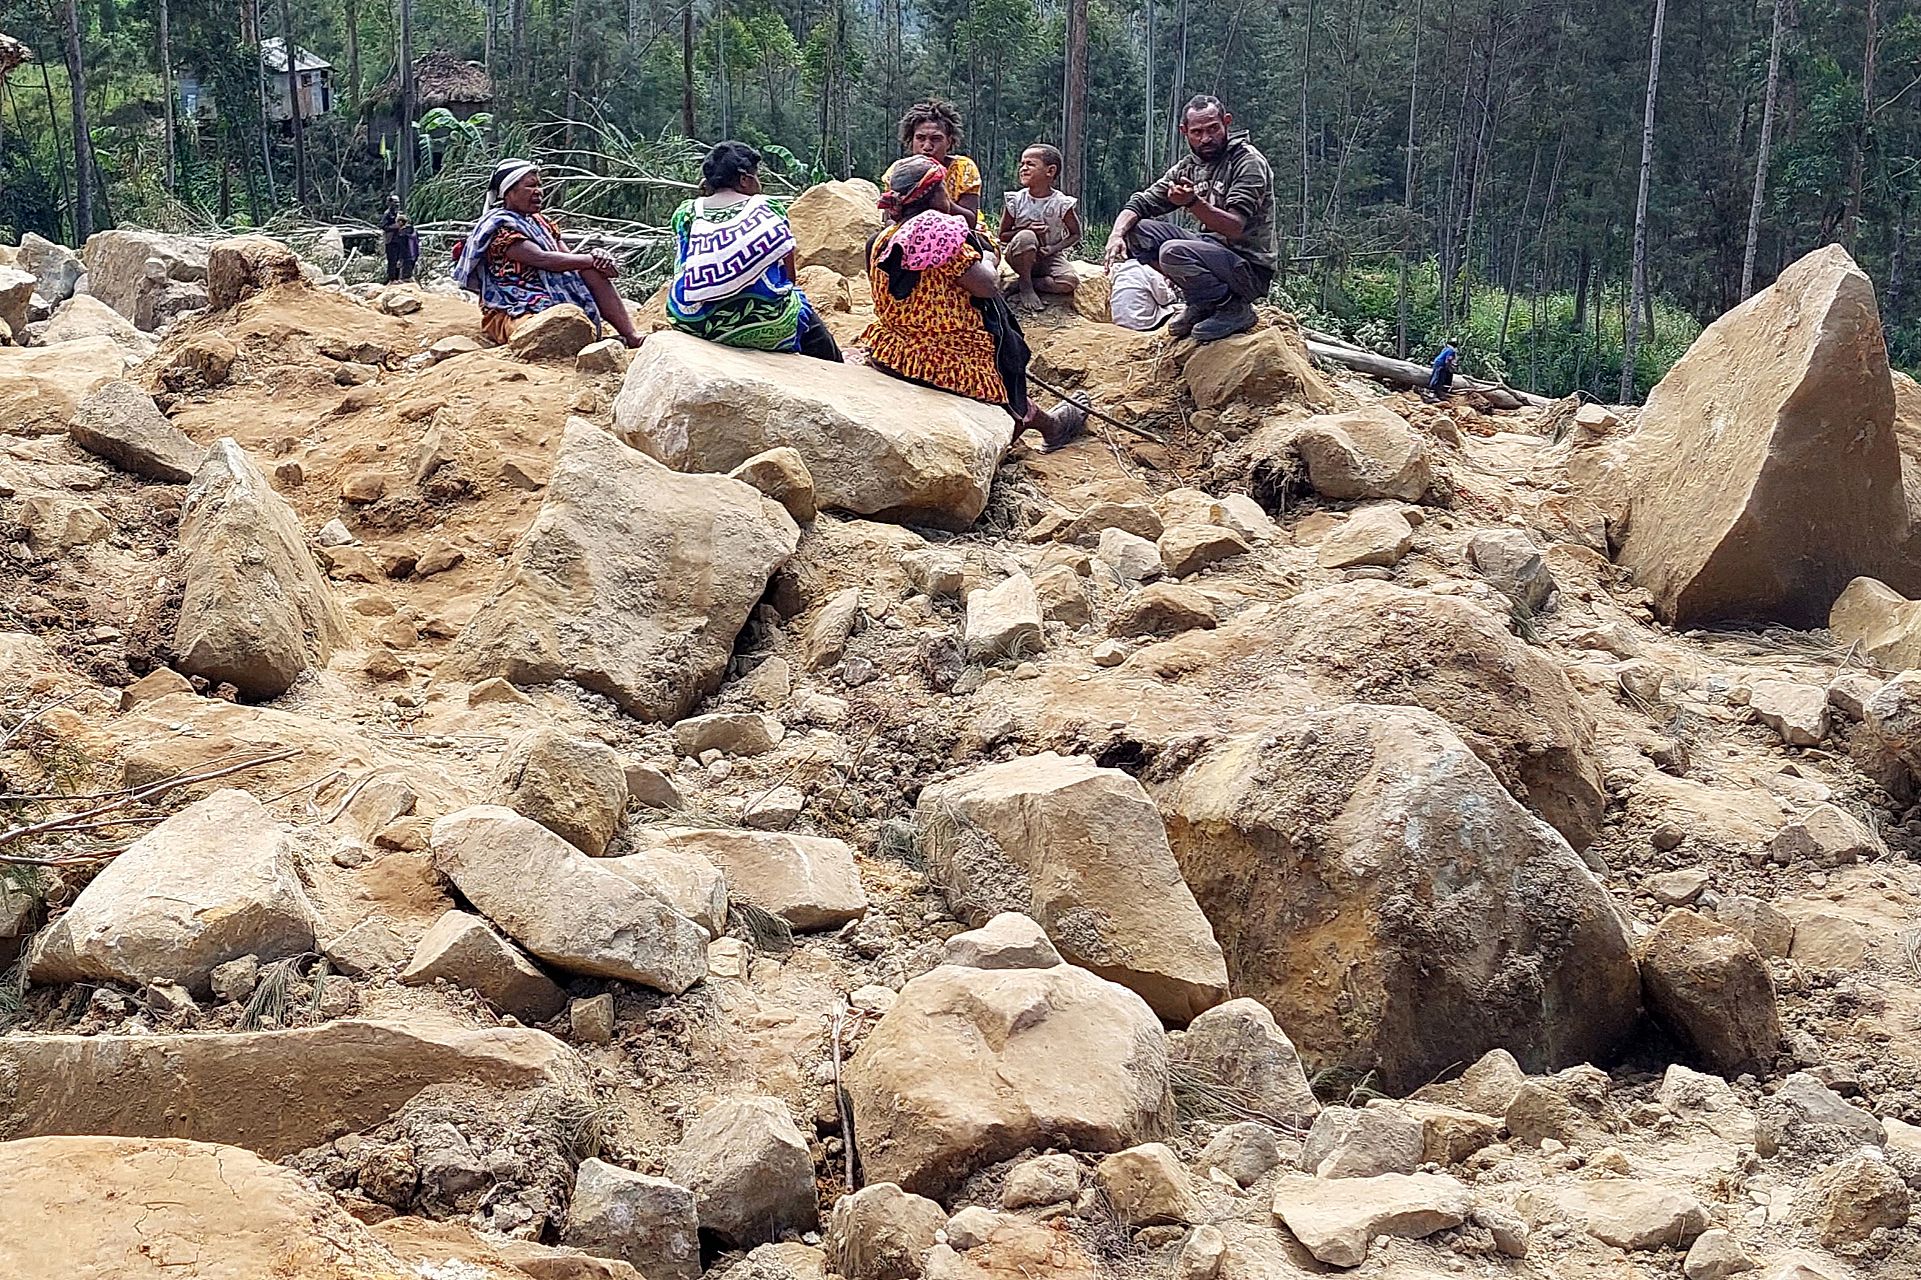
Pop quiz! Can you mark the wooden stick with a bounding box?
[1026,373,1169,443]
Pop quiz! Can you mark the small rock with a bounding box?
[730,447,817,524]
[1749,679,1829,747]
[490,727,630,856]
[625,762,685,810]
[1158,524,1248,579]
[1639,909,1782,1077]
[1195,1122,1282,1188]
[1647,866,1710,905]
[563,1158,701,1280]
[963,575,1045,662]
[824,1182,945,1280]
[1317,505,1416,569]
[468,676,535,707]
[210,954,259,1003]
[1683,1227,1757,1280]
[1768,804,1880,866]
[570,993,616,1045]
[942,913,1062,970]
[675,712,784,758]
[1301,1105,1423,1178]
[1000,1154,1080,1210]
[1109,583,1217,637]
[1091,640,1130,667]
[576,338,632,375]
[340,470,387,504]
[1800,1152,1908,1251]
[1176,1224,1226,1280]
[743,785,805,831]
[508,304,596,360]
[1095,527,1163,583]
[1095,1143,1198,1227]
[400,909,568,1023]
[1270,1172,1470,1268]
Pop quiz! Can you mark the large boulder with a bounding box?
[0,1135,415,1280]
[1154,704,1641,1093]
[1167,998,1320,1123]
[399,909,569,1023]
[563,1158,701,1280]
[431,806,709,993]
[612,331,1006,530]
[1639,910,1782,1077]
[1181,327,1333,412]
[441,420,797,721]
[824,1183,947,1280]
[66,379,202,482]
[1289,405,1438,502]
[916,753,1228,1023]
[206,234,304,309]
[789,179,884,277]
[629,827,865,930]
[1136,582,1606,849]
[489,727,630,856]
[0,1018,585,1156]
[38,293,152,355]
[173,438,349,700]
[845,963,1174,1197]
[1830,576,1921,669]
[663,1096,819,1248]
[1601,245,1912,626]
[81,228,210,330]
[0,335,131,433]
[0,263,34,335]
[18,231,81,303]
[27,789,318,995]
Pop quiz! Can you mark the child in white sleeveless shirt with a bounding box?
[998,144,1082,312]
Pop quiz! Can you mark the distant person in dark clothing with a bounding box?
[387,216,421,283]
[1428,339,1460,397]
[380,194,407,282]
[1104,94,1277,343]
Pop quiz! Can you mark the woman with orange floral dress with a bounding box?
[859,157,1085,450]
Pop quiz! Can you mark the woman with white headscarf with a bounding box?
[451,158,644,348]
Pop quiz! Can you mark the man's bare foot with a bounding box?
[1016,285,1045,313]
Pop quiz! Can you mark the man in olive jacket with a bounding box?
[1104,94,1277,343]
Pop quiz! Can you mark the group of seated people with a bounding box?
[455,93,1277,453]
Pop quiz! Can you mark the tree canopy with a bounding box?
[3,0,1916,399]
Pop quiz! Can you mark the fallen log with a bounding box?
[1301,329,1554,411]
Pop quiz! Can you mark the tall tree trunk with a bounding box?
[1142,0,1154,180]
[1844,0,1877,250]
[345,0,362,106]
[279,0,308,206]
[1620,0,1666,402]
[716,0,729,138]
[565,0,583,142]
[38,57,73,241]
[1397,0,1422,357]
[680,0,695,137]
[156,0,175,193]
[1063,0,1087,196]
[62,0,93,238]
[1741,0,1786,298]
[251,0,277,207]
[397,0,415,201]
[1297,0,1314,251]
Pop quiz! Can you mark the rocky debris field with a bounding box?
[0,199,1918,1280]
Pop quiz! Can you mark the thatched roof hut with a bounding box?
[372,50,493,111]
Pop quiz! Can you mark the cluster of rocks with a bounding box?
[0,207,1916,1280]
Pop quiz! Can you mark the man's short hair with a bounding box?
[1182,94,1227,124]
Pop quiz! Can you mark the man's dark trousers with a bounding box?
[1124,219,1265,311]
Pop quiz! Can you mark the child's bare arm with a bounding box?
[998,204,1017,242]
[1063,206,1082,248]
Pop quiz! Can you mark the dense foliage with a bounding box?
[2,0,1913,399]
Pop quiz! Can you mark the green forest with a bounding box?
[1,0,1916,401]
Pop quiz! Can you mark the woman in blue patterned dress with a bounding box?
[666,142,841,361]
